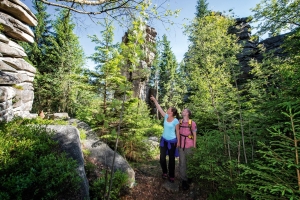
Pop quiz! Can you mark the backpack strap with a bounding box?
[188,119,192,131]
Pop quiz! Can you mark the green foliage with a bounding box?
[182,10,258,198]
[0,118,81,199]
[251,0,300,36]
[46,9,86,115]
[87,17,126,126]
[155,34,184,110]
[22,3,90,116]
[122,99,162,161]
[238,103,300,199]
[195,0,210,18]
[102,99,161,161]
[246,29,300,128]
[188,130,247,199]
[12,84,23,90]
[79,129,87,140]
[184,13,243,134]
[21,116,68,125]
[90,170,128,200]
[236,10,300,196]
[21,0,53,70]
[13,1,300,199]
[87,11,162,162]
[71,91,102,126]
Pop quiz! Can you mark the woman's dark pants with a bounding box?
[160,141,176,178]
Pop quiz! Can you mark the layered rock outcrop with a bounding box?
[233,17,287,81]
[0,0,37,121]
[121,25,157,101]
[68,118,136,188]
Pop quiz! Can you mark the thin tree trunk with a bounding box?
[206,80,221,131]
[248,117,254,161]
[103,78,107,115]
[237,141,240,165]
[227,135,232,179]
[227,135,231,161]
[289,110,300,190]
[107,91,126,200]
[230,65,248,163]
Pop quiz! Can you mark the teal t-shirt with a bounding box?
[162,114,179,140]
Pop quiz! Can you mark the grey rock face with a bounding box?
[0,0,36,122]
[45,122,137,199]
[0,41,27,57]
[162,181,179,193]
[46,125,90,200]
[0,71,19,84]
[84,139,136,188]
[121,25,157,100]
[0,0,38,26]
[69,119,136,188]
[0,11,35,43]
[233,17,287,81]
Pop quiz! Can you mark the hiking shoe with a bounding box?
[162,173,168,179]
[169,177,175,183]
[182,180,189,190]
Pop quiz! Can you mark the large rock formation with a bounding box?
[121,25,157,101]
[0,0,37,121]
[47,120,137,199]
[68,119,136,188]
[233,17,287,81]
[46,125,90,199]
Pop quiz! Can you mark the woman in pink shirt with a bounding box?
[178,108,197,190]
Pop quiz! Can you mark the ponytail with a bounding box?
[171,107,179,119]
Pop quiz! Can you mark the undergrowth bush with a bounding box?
[90,169,128,200]
[188,130,247,199]
[0,118,81,199]
[238,103,300,199]
[100,99,163,162]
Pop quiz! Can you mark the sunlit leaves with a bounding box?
[251,0,300,36]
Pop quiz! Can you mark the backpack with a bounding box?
[179,119,194,150]
[179,119,194,139]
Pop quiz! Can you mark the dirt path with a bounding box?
[120,158,207,200]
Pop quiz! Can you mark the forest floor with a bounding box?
[120,155,208,200]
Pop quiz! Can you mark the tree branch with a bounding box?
[38,0,142,16]
[39,0,103,14]
[44,0,114,6]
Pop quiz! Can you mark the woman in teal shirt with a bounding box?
[150,95,179,183]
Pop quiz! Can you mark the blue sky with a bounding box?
[159,0,260,62]
[153,0,262,62]
[22,0,262,69]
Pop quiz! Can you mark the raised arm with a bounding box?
[150,95,166,117]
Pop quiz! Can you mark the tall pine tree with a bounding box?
[24,6,86,115]
[48,9,85,114]
[195,0,210,18]
[88,18,126,127]
[156,34,182,110]
[20,0,57,113]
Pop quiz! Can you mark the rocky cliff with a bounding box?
[121,25,157,101]
[0,0,37,121]
[233,17,287,81]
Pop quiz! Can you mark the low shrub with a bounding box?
[0,119,81,199]
[90,169,128,200]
